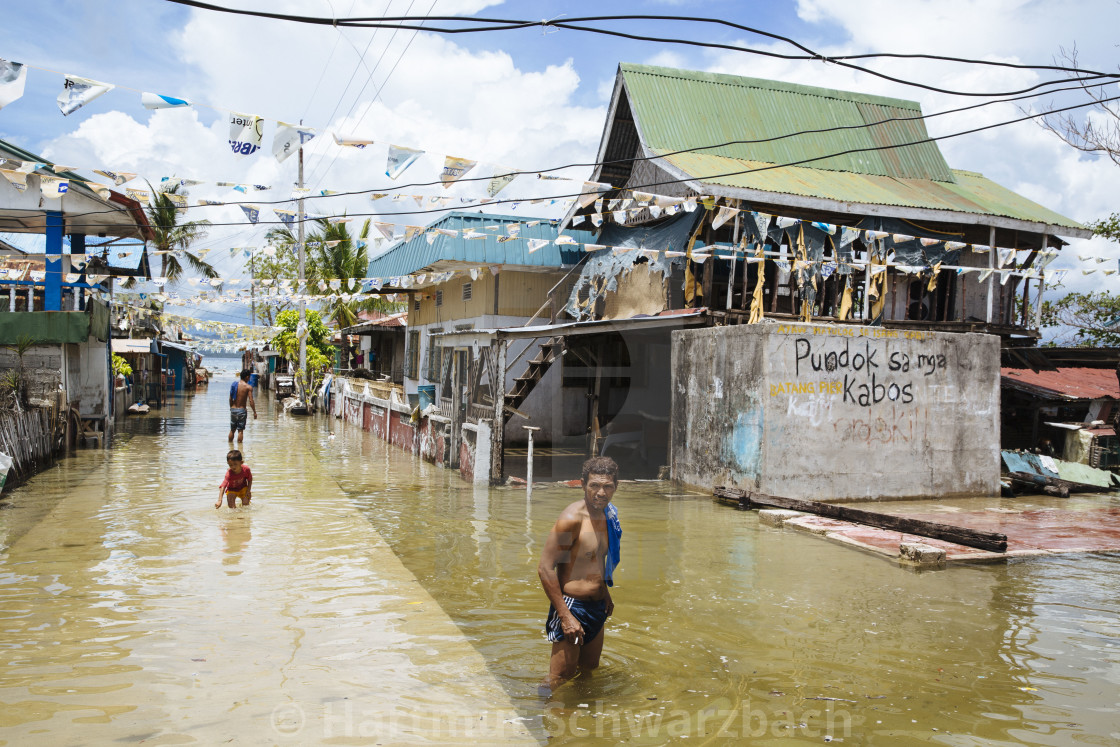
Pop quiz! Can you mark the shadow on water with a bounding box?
[306,417,1120,745]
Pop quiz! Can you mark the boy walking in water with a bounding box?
[216,450,253,509]
[228,369,257,443]
[537,456,622,693]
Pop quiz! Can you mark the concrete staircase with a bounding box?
[503,336,564,423]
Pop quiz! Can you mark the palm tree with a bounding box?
[268,217,399,329]
[146,183,218,284]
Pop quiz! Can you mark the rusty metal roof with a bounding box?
[615,64,1087,237]
[1001,367,1120,400]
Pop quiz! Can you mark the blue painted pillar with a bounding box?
[69,233,86,310]
[45,210,63,311]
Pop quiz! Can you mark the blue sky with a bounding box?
[4,0,1120,329]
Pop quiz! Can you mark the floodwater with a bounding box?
[1,374,1118,745]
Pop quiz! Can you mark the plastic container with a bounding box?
[249,373,259,387]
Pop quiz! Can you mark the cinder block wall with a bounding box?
[0,346,63,408]
[670,323,1000,501]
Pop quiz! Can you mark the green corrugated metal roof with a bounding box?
[366,212,594,279]
[621,63,955,182]
[656,152,1083,231]
[617,64,1085,235]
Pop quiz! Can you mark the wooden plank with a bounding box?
[714,486,1008,553]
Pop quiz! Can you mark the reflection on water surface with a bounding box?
[0,380,1116,745]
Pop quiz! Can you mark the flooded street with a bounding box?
[1,377,1119,744]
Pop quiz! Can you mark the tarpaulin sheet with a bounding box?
[1001,450,1059,478]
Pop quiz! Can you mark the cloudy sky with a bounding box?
[3,0,1119,326]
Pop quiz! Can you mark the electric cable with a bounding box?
[55,90,1120,234]
[155,2,1120,97]
[53,80,1114,225]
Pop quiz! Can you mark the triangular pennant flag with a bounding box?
[273,208,296,226]
[0,59,27,110]
[273,122,316,162]
[93,169,137,186]
[554,235,578,246]
[488,172,516,197]
[374,222,395,240]
[711,206,739,230]
[386,144,423,179]
[141,92,192,109]
[0,169,28,192]
[228,112,264,156]
[332,133,374,148]
[57,75,114,115]
[526,238,550,254]
[240,204,261,224]
[919,237,941,247]
[125,188,150,204]
[441,156,477,188]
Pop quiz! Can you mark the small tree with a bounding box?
[1041,291,1120,346]
[270,308,334,393]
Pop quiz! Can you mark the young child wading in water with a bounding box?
[216,450,253,509]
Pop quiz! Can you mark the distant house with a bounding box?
[1001,347,1120,468]
[545,63,1090,499]
[331,211,591,478]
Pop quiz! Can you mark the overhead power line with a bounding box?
[57,91,1120,233]
[157,1,1120,98]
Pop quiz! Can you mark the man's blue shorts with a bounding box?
[230,407,248,432]
[545,595,608,644]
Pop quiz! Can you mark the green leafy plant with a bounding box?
[112,353,133,378]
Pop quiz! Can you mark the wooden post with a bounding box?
[713,487,1007,553]
[449,348,463,469]
[590,342,604,457]
[726,207,740,310]
[986,226,995,324]
[1033,235,1047,330]
[701,221,714,305]
[490,339,507,485]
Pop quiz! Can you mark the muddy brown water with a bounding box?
[0,379,1118,745]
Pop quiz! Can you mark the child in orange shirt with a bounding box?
[216,449,253,508]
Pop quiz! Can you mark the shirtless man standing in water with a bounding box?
[538,456,622,693]
[228,369,257,443]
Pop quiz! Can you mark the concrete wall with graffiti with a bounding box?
[670,323,1000,501]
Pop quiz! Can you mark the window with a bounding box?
[435,289,444,307]
[426,329,443,381]
[414,298,421,311]
[405,330,420,378]
[462,282,472,301]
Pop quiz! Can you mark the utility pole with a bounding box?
[297,137,307,402]
[249,249,256,325]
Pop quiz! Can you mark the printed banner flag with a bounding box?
[0,169,28,192]
[711,206,739,230]
[0,59,27,110]
[240,204,261,224]
[332,133,374,149]
[125,188,150,204]
[39,175,68,197]
[441,156,476,188]
[165,192,187,210]
[229,112,264,156]
[488,172,516,197]
[273,122,316,162]
[141,92,192,109]
[554,235,578,246]
[94,169,137,186]
[273,208,296,226]
[374,222,395,240]
[526,238,550,254]
[386,144,423,179]
[57,75,114,115]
